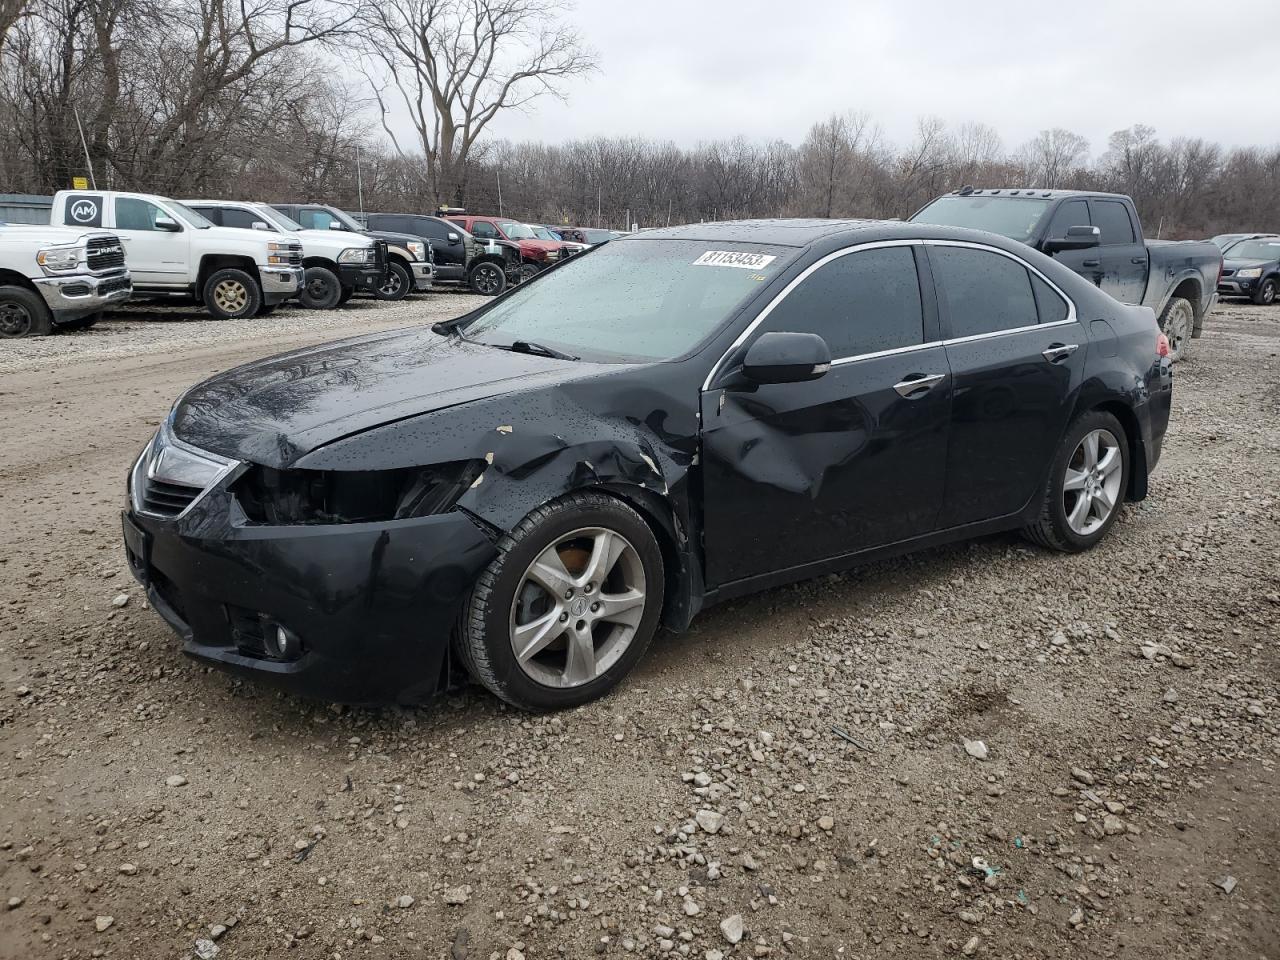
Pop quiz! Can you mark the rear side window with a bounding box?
[931,246,1037,338]
[1090,200,1136,244]
[1031,274,1070,324]
[1045,200,1090,240]
[761,246,923,358]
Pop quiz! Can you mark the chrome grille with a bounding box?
[86,235,126,273]
[140,478,202,517]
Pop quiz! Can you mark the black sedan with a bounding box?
[1217,237,1280,305]
[123,219,1173,710]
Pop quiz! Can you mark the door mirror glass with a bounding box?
[251,221,269,231]
[1044,225,1100,253]
[328,221,343,230]
[153,216,181,232]
[741,332,831,385]
[448,232,459,242]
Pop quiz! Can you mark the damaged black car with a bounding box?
[123,219,1173,710]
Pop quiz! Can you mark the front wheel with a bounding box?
[1253,277,1277,306]
[299,266,342,310]
[1158,297,1194,362]
[1023,410,1129,553]
[456,492,665,711]
[202,269,262,320]
[468,261,506,296]
[0,285,54,338]
[519,262,541,283]
[374,261,411,301]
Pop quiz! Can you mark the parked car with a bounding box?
[184,200,384,310]
[554,227,619,246]
[446,214,567,279]
[0,222,132,337]
[911,188,1221,360]
[1217,237,1280,305]
[530,224,586,254]
[122,218,1172,709]
[1209,232,1275,253]
[271,204,433,301]
[361,212,522,295]
[50,190,302,320]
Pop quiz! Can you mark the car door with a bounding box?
[112,196,189,287]
[1089,199,1147,304]
[1041,199,1101,287]
[700,243,952,587]
[927,242,1088,529]
[419,217,467,279]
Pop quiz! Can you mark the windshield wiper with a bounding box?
[507,340,578,361]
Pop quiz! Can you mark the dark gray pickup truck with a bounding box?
[912,189,1222,360]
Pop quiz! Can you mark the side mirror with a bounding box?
[740,332,832,386]
[1044,225,1100,253]
[154,216,181,232]
[328,221,343,230]
[448,232,459,242]
[251,221,269,231]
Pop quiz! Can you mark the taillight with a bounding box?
[1217,257,1224,284]
[1156,332,1170,358]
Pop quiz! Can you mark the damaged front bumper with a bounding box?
[122,479,497,705]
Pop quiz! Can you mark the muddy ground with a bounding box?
[1,295,1277,960]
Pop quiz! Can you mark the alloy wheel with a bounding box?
[378,271,402,297]
[213,280,248,314]
[1063,428,1123,536]
[508,527,647,688]
[1163,301,1193,360]
[1260,280,1277,305]
[473,264,502,294]
[0,301,33,338]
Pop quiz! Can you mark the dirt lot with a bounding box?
[1,295,1277,960]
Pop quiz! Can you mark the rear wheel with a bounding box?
[0,285,53,338]
[457,492,664,711]
[1253,277,1277,306]
[1158,297,1194,362]
[468,261,506,296]
[375,260,411,301]
[1023,410,1129,553]
[202,269,261,320]
[299,266,342,310]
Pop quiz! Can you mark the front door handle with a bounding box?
[1042,343,1079,363]
[1082,259,1100,268]
[1130,256,1146,264]
[893,373,946,398]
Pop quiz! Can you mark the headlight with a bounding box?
[408,242,426,261]
[267,241,290,251]
[338,247,373,264]
[1237,268,1262,279]
[37,247,82,274]
[231,460,486,524]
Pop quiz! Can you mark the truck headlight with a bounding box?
[407,242,426,261]
[1237,268,1262,278]
[338,247,372,264]
[37,247,82,274]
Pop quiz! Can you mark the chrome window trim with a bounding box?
[702,237,1078,387]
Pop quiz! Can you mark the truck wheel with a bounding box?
[337,286,355,306]
[203,269,261,321]
[0,285,54,338]
[1158,297,1194,362]
[257,305,277,317]
[1253,278,1277,306]
[58,311,101,331]
[299,266,342,310]
[519,262,541,282]
[468,261,506,296]
[375,261,412,301]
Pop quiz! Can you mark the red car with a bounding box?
[447,215,569,278]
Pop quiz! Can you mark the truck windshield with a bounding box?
[169,202,215,229]
[256,206,304,232]
[911,196,1051,243]
[1226,239,1280,260]
[458,239,793,363]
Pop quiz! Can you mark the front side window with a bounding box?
[221,207,274,231]
[115,197,176,232]
[459,239,793,362]
[1045,200,1090,240]
[758,246,923,358]
[296,207,360,232]
[931,246,1038,339]
[1090,201,1137,244]
[469,220,500,240]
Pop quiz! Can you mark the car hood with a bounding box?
[299,228,374,248]
[171,327,609,469]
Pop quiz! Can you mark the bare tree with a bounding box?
[1016,128,1090,188]
[795,112,879,217]
[358,0,595,207]
[0,0,31,48]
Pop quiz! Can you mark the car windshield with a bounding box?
[169,202,214,230]
[582,229,615,243]
[911,196,1051,242]
[458,239,793,362]
[531,226,558,241]
[1226,239,1280,260]
[499,221,536,239]
[1211,234,1246,250]
[257,205,304,232]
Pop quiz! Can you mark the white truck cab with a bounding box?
[182,200,384,310]
[50,190,302,320]
[0,223,133,337]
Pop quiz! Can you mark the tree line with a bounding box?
[1,0,1277,240]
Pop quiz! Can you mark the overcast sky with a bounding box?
[478,0,1278,157]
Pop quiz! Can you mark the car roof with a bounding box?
[625,218,918,247]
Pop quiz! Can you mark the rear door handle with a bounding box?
[893,373,946,398]
[1082,259,1100,268]
[1042,343,1079,363]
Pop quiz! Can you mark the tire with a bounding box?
[257,304,277,317]
[1158,296,1194,362]
[1253,277,1277,306]
[202,268,261,321]
[0,285,54,338]
[374,260,411,301]
[299,266,342,310]
[468,261,506,296]
[337,286,355,306]
[1023,409,1129,553]
[456,491,665,711]
[519,261,541,283]
[57,311,101,332]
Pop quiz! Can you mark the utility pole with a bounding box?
[356,145,365,220]
[72,106,97,190]
[497,170,503,217]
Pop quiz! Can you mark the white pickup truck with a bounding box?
[50,190,303,320]
[0,222,133,337]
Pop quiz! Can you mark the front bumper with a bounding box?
[1218,279,1254,296]
[33,271,132,322]
[338,263,384,292]
[260,267,303,305]
[411,261,434,292]
[123,488,497,705]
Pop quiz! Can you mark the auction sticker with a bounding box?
[693,250,777,270]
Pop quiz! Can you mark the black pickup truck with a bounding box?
[912,189,1221,360]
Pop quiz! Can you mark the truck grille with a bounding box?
[139,477,203,518]
[373,240,388,270]
[86,235,126,273]
[282,243,303,267]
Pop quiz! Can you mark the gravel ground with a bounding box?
[0,296,1277,960]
